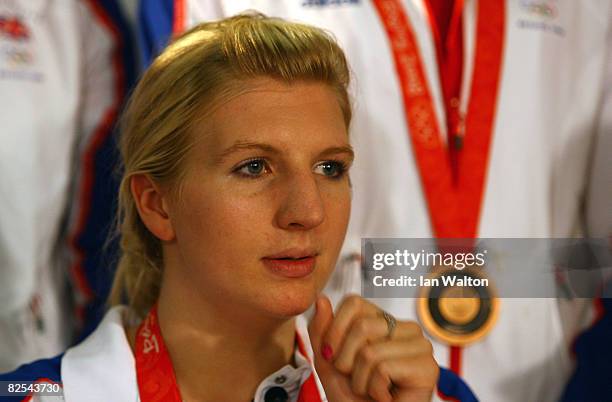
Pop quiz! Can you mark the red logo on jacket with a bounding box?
[0,16,30,41]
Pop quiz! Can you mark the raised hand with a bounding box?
[308,295,438,402]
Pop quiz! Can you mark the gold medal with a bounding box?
[417,267,499,346]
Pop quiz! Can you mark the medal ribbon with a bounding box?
[423,0,465,176]
[135,305,323,402]
[372,0,505,242]
[372,0,505,376]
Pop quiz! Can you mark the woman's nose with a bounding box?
[275,172,325,231]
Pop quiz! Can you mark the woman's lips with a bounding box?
[262,256,316,278]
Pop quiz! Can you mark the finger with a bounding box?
[308,295,334,363]
[333,317,385,374]
[368,356,438,402]
[351,338,434,397]
[366,359,393,402]
[308,296,370,402]
[323,295,379,364]
[392,320,424,340]
[335,318,424,374]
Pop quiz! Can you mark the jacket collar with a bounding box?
[61,306,327,401]
[62,306,139,401]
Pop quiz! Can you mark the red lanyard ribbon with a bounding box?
[372,0,505,242]
[135,305,182,402]
[135,305,323,402]
[372,0,506,375]
[424,0,465,174]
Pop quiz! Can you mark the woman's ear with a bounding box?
[130,174,176,242]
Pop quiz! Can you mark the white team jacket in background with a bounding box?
[0,0,129,372]
[138,1,612,401]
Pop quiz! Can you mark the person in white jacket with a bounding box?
[0,14,476,402]
[0,0,135,372]
[136,1,612,401]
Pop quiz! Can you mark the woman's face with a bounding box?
[165,78,352,318]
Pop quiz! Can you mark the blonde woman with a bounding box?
[0,14,476,402]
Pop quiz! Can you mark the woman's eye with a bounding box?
[235,159,269,178]
[314,161,347,178]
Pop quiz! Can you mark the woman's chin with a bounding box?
[247,272,327,318]
[258,289,318,319]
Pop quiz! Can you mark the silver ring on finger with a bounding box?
[380,310,397,339]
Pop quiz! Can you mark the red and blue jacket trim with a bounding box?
[0,354,63,401]
[68,0,136,341]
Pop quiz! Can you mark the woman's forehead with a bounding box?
[192,78,349,157]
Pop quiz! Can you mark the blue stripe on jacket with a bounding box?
[138,0,175,66]
[0,354,63,402]
[560,295,612,402]
[71,0,137,342]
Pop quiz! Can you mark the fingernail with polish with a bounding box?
[321,343,333,361]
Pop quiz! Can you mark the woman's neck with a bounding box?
[142,283,296,402]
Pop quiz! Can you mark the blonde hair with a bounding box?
[109,13,351,318]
